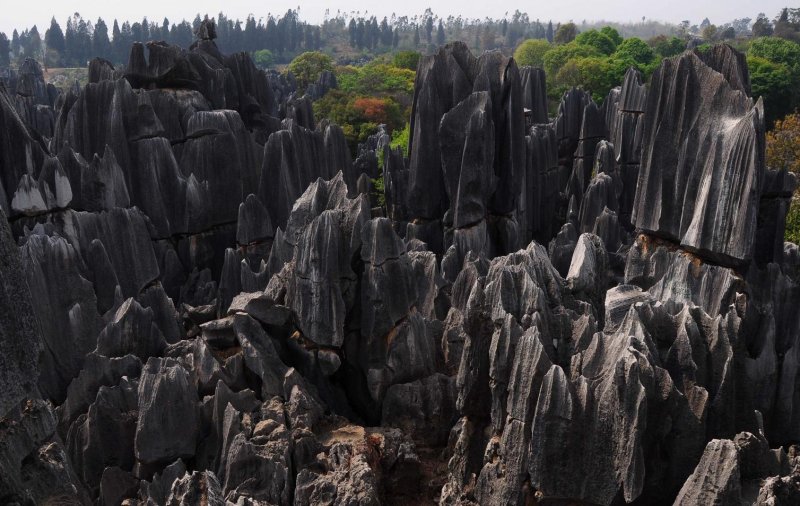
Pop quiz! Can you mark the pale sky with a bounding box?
[0,0,786,36]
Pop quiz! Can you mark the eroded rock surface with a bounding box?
[1,32,798,506]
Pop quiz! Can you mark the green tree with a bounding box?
[600,27,622,47]
[93,18,112,60]
[288,51,334,91]
[25,26,42,60]
[574,29,616,55]
[748,37,800,76]
[554,60,582,89]
[253,49,274,68]
[542,41,600,77]
[571,56,621,102]
[748,56,794,127]
[45,18,65,64]
[701,24,718,41]
[612,37,656,67]
[752,13,774,37]
[554,22,578,44]
[514,39,551,68]
[648,35,685,59]
[392,50,420,71]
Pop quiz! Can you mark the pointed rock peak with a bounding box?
[237,193,274,246]
[195,18,217,41]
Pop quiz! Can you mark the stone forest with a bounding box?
[1,15,799,506]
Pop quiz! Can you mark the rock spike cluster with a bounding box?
[1,27,800,505]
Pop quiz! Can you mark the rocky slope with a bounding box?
[1,21,799,506]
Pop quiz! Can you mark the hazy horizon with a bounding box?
[1,1,787,37]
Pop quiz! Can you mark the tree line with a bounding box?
[0,8,732,67]
[1,7,775,69]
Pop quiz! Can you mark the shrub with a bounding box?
[393,50,421,71]
[785,200,800,244]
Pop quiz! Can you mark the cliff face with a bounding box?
[1,24,799,506]
[633,48,764,266]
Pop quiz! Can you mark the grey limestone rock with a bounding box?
[166,470,225,506]
[381,373,456,447]
[0,206,42,417]
[66,377,139,495]
[520,66,548,124]
[135,357,200,464]
[674,439,742,505]
[633,49,765,266]
[2,34,800,506]
[237,193,274,246]
[95,298,167,361]
[0,399,90,504]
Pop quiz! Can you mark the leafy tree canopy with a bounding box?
[748,36,800,76]
[648,35,686,59]
[288,51,334,91]
[392,50,420,71]
[600,27,623,47]
[612,37,656,67]
[514,39,552,68]
[253,49,274,68]
[554,23,578,45]
[542,41,601,78]
[750,56,795,127]
[575,29,617,55]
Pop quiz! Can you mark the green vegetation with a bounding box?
[534,28,658,103]
[542,42,602,78]
[765,113,800,243]
[336,60,416,96]
[371,122,410,207]
[392,50,421,71]
[514,39,551,68]
[749,56,794,126]
[748,36,800,73]
[288,51,334,92]
[648,35,686,58]
[554,23,578,44]
[746,37,800,128]
[786,201,800,244]
[390,122,410,157]
[313,59,414,154]
[575,29,618,55]
[253,49,274,68]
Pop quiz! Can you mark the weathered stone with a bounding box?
[135,357,199,464]
[382,373,457,446]
[633,49,764,266]
[67,378,139,495]
[0,399,89,504]
[674,439,742,505]
[166,470,225,506]
[0,206,42,416]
